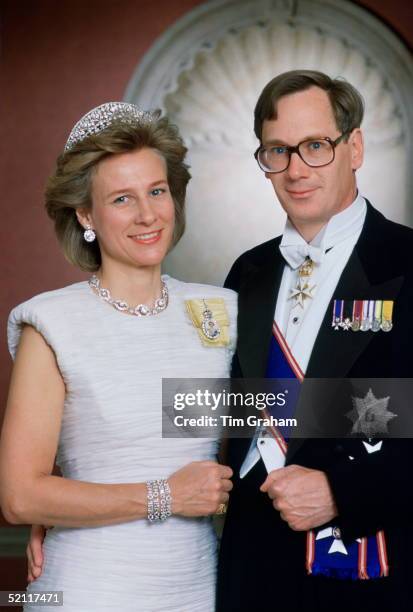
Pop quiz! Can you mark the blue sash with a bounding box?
[264,326,300,442]
[265,323,389,580]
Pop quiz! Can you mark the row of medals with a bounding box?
[332,302,393,333]
[290,258,393,333]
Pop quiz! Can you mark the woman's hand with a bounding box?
[26,525,46,583]
[169,461,233,517]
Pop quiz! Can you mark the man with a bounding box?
[216,70,413,611]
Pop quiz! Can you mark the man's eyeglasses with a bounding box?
[254,133,349,174]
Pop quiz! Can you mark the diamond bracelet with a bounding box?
[146,479,172,522]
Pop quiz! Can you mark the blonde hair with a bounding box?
[45,114,190,271]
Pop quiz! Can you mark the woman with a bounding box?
[0,102,236,611]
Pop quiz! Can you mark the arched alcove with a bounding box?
[126,0,413,284]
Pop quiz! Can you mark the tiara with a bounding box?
[64,102,155,152]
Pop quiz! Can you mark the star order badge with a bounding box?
[289,278,315,308]
[346,389,397,437]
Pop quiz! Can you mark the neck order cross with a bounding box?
[288,257,317,309]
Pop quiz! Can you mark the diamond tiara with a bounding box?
[64,102,155,152]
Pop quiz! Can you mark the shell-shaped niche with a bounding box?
[164,21,404,150]
[156,19,408,285]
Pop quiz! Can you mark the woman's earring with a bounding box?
[83,225,96,243]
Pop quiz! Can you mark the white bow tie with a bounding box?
[279,243,325,270]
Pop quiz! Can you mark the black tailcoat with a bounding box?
[216,203,413,612]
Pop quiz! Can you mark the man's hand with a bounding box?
[260,464,337,531]
[26,525,46,583]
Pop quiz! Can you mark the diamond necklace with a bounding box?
[89,275,169,316]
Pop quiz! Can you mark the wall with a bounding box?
[2,0,411,410]
[0,0,411,593]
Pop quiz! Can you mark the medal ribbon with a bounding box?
[332,299,344,329]
[353,299,363,323]
[374,300,383,320]
[382,301,393,323]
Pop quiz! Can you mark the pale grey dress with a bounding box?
[7,276,237,612]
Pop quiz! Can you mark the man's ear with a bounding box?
[349,128,364,171]
[75,208,93,230]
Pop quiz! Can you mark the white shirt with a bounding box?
[240,194,367,478]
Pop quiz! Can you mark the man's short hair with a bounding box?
[254,69,364,141]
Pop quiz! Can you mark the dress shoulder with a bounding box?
[7,282,88,360]
[166,275,237,304]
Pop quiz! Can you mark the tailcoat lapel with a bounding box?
[236,241,285,378]
[305,202,404,379]
[286,203,404,461]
